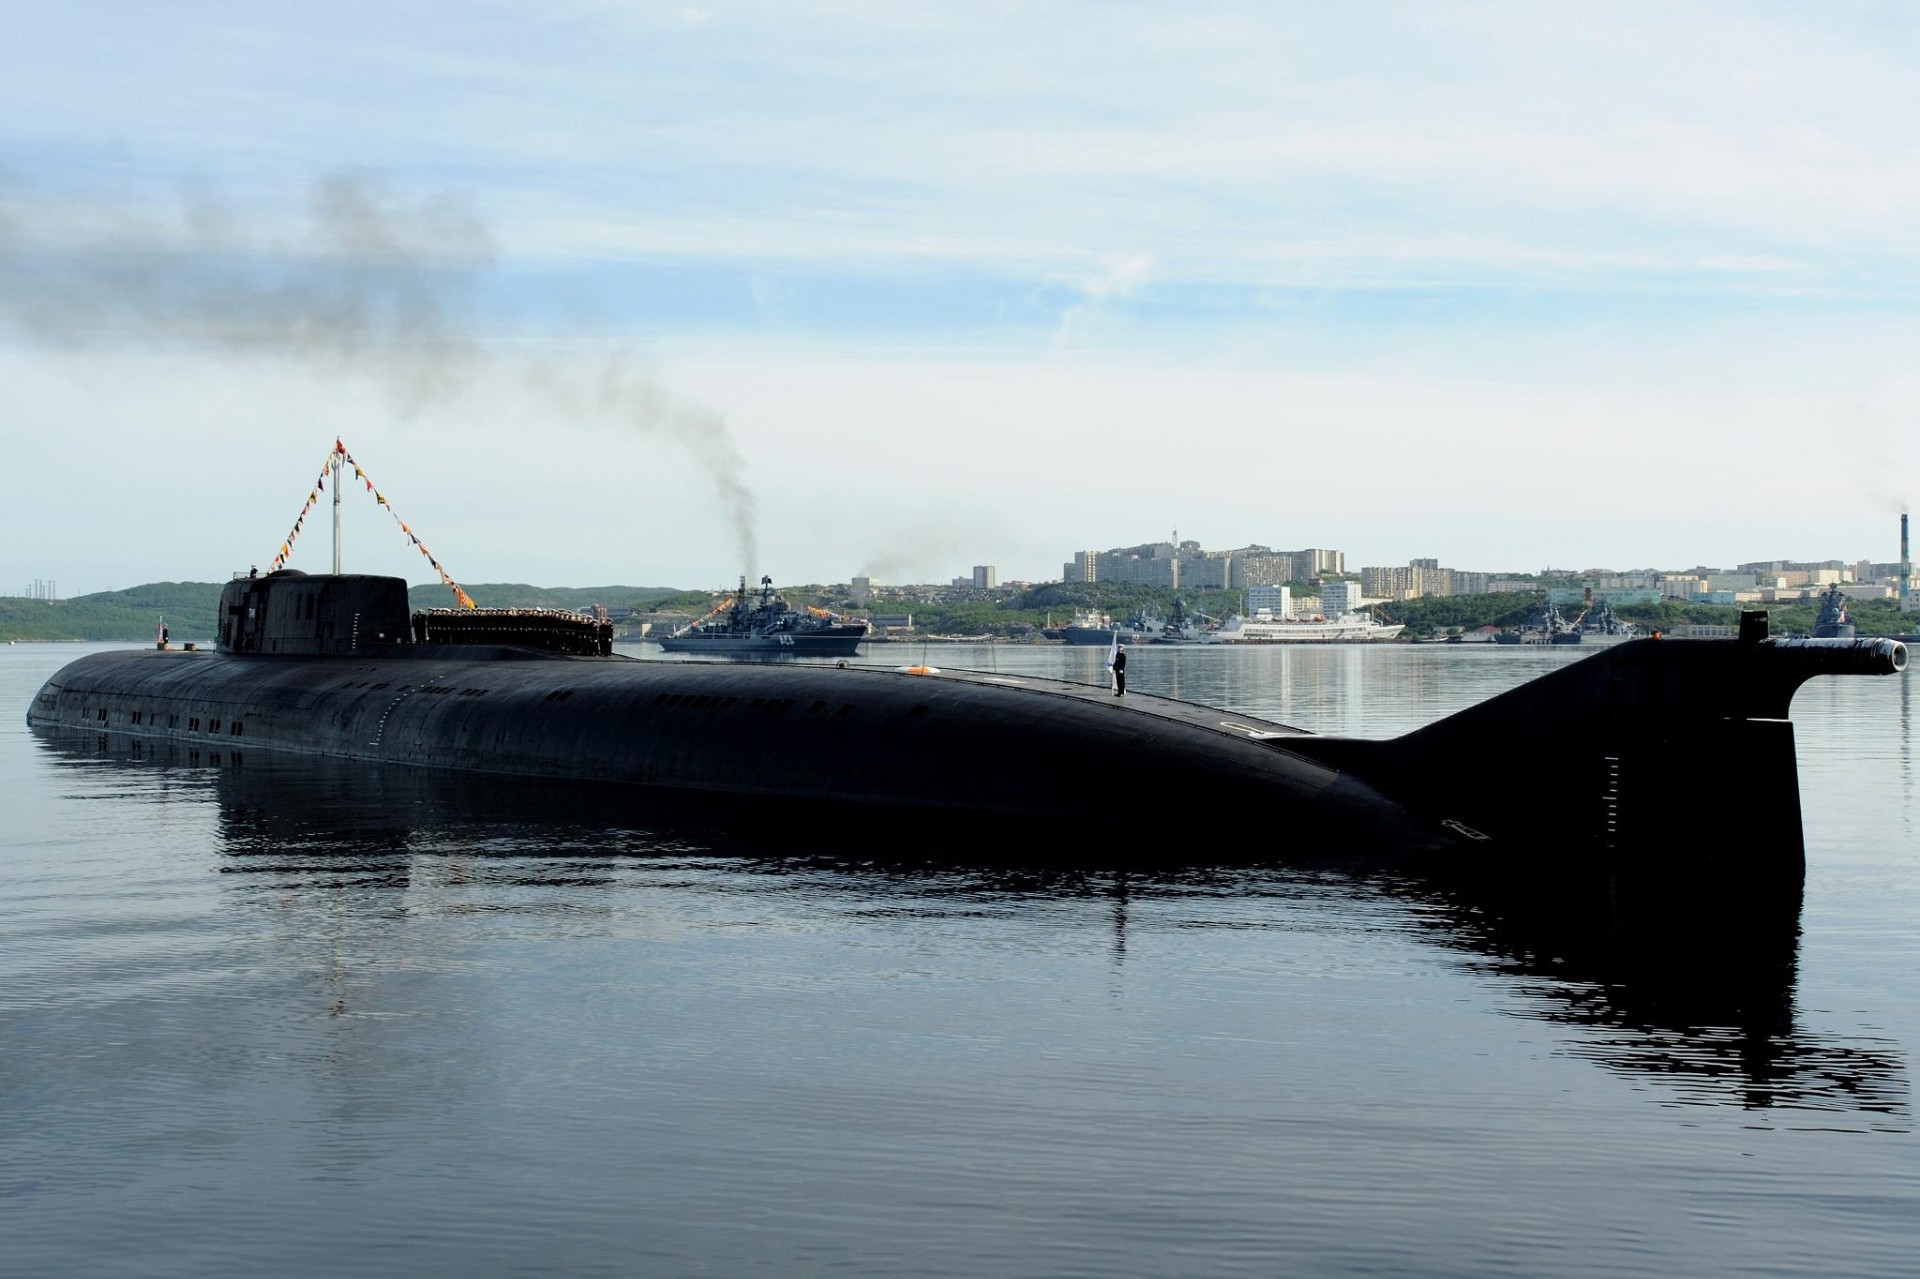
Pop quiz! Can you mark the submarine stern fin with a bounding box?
[1285,620,1905,874]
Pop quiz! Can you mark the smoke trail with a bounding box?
[859,525,979,584]
[530,352,759,574]
[0,171,759,571]
[0,174,487,381]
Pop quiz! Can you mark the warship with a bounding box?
[653,575,869,657]
[1496,598,1576,645]
[22,446,1909,872]
[25,569,1903,871]
[1811,583,1855,639]
[1057,607,1167,646]
[1560,598,1640,645]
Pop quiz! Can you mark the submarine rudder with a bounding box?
[1284,611,1905,872]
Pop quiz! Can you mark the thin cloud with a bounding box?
[1053,253,1153,346]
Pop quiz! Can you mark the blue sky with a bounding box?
[5,2,1920,592]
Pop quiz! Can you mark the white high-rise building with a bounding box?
[1320,580,1361,616]
[1246,585,1292,618]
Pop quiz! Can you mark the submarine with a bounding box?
[25,563,1907,872]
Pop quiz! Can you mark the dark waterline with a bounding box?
[3,642,1917,1276]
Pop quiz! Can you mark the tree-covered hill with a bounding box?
[2,581,692,642]
[405,583,703,613]
[0,582,226,643]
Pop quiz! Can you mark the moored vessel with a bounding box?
[1211,608,1404,643]
[1497,598,1576,645]
[1058,608,1166,646]
[653,575,869,657]
[1811,583,1855,639]
[1566,598,1640,645]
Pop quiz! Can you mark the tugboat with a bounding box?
[654,575,870,657]
[1811,583,1855,639]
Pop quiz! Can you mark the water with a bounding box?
[3,641,1917,1276]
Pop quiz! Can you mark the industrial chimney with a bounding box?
[1904,513,1912,613]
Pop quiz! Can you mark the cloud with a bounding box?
[15,4,1920,303]
[1053,253,1153,346]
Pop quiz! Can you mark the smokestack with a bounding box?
[1903,513,1911,612]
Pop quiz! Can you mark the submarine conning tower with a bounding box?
[217,570,615,657]
[218,570,413,655]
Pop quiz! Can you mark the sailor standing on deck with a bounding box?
[1110,642,1128,696]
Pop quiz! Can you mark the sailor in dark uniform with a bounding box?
[1112,643,1127,696]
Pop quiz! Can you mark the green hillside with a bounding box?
[405,583,702,612]
[1,581,693,642]
[0,582,225,643]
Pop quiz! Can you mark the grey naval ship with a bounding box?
[1057,607,1167,646]
[653,575,870,657]
[1811,583,1855,639]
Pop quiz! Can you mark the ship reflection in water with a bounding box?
[34,727,1908,1123]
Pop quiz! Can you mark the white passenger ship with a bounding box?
[1210,607,1404,644]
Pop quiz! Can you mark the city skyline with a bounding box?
[17,527,1916,602]
[6,5,1920,595]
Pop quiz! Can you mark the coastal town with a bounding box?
[675,523,1920,643]
[9,522,1920,646]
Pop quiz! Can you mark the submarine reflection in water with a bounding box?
[33,729,1909,1122]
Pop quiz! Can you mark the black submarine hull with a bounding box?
[28,646,1429,845]
[25,571,1908,869]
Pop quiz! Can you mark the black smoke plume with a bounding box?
[0,171,758,572]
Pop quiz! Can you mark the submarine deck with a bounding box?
[55,644,1324,748]
[28,644,1399,841]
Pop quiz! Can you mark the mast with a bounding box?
[332,450,343,575]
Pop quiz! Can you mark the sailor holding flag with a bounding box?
[1106,629,1127,696]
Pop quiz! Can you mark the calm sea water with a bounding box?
[2,640,1916,1277]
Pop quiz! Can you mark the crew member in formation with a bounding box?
[1112,643,1127,696]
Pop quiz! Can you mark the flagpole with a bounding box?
[332,448,343,575]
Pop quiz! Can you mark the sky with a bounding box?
[4,1,1920,595]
